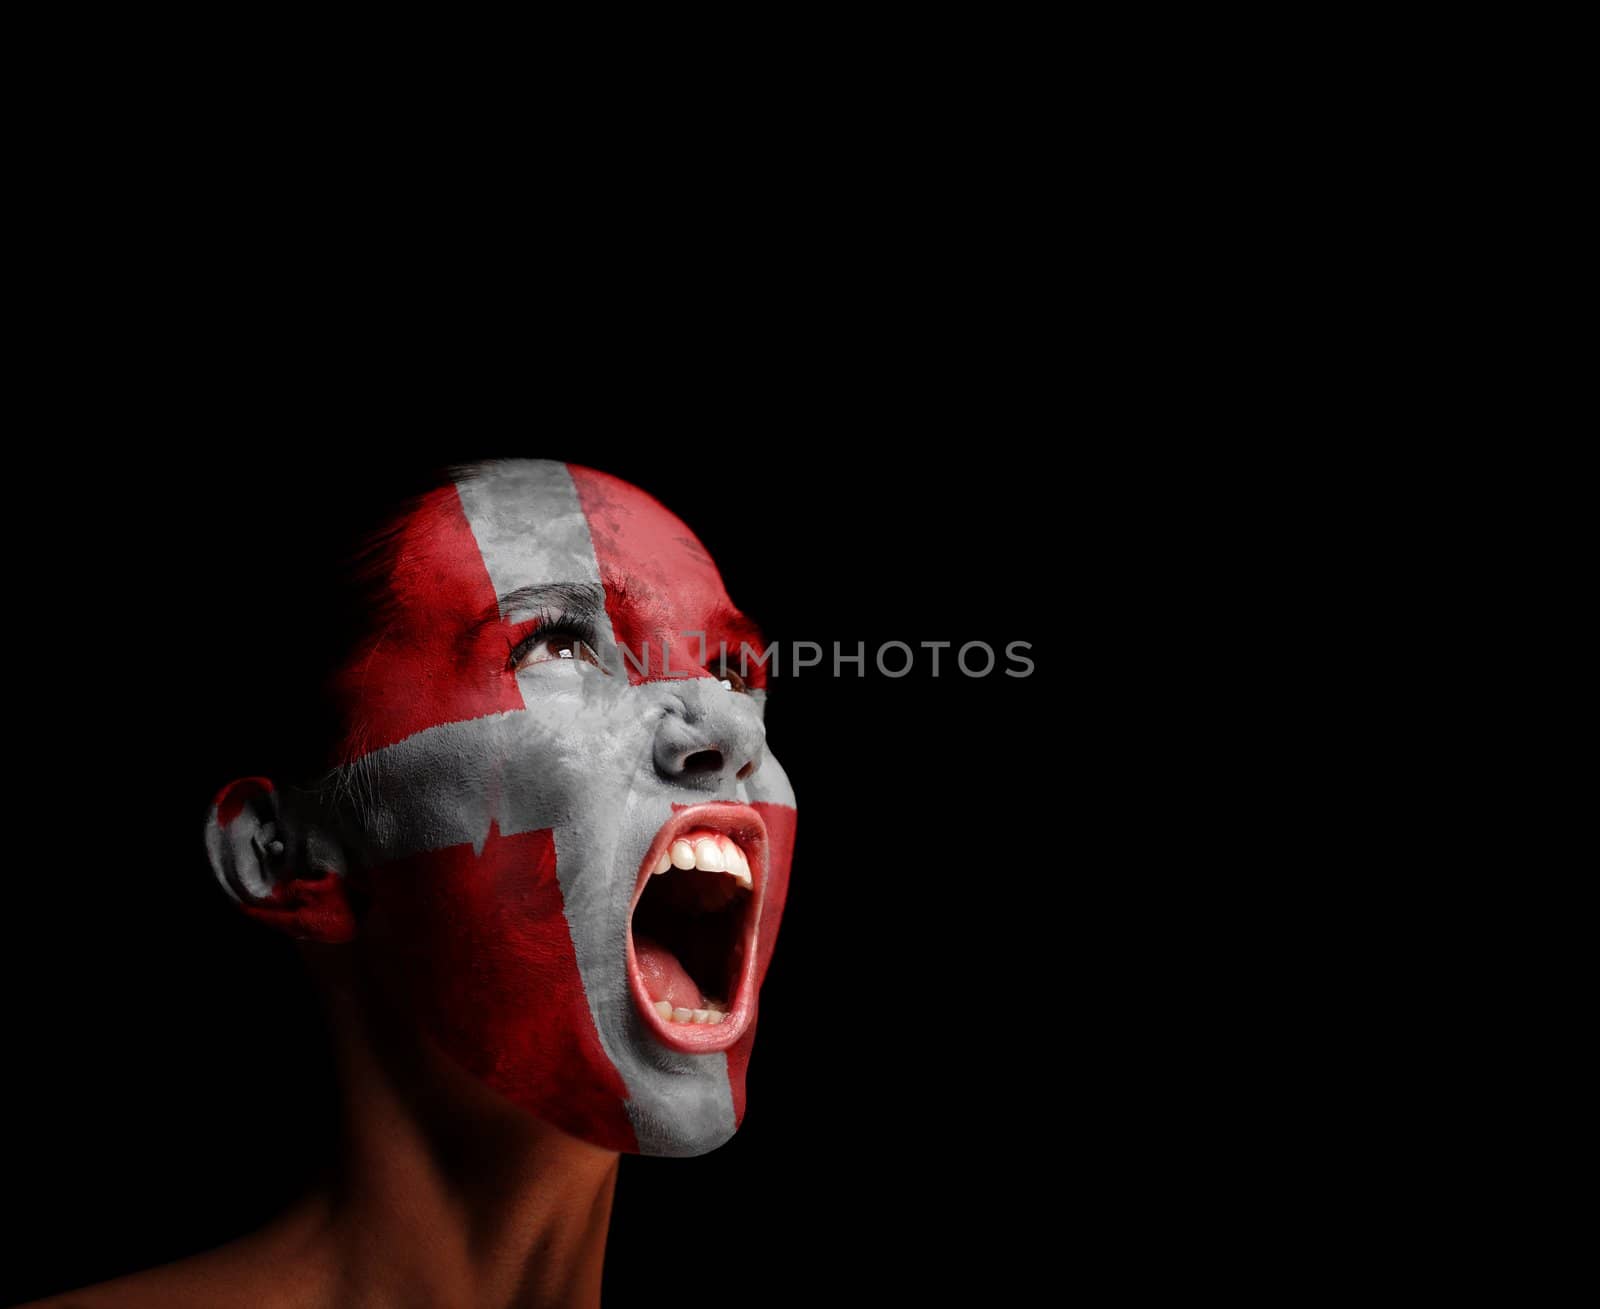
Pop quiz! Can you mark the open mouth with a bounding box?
[627,803,767,1053]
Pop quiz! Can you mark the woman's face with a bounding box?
[323,460,796,1156]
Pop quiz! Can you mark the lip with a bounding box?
[626,801,768,1053]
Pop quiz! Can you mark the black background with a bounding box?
[5,424,1083,1305]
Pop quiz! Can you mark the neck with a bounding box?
[300,950,620,1309]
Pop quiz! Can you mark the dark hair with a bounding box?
[202,457,468,796]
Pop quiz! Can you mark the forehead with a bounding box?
[388,459,729,621]
[335,460,746,757]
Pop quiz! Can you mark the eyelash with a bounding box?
[505,611,759,693]
[507,609,600,669]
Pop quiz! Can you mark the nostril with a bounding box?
[736,760,755,781]
[682,749,723,775]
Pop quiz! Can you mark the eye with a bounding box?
[712,659,751,694]
[512,633,602,672]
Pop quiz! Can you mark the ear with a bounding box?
[204,777,357,943]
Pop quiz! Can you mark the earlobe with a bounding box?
[205,777,357,944]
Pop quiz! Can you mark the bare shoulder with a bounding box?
[18,1206,335,1309]
[20,1252,303,1309]
[17,1255,220,1308]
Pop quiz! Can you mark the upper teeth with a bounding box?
[653,830,752,888]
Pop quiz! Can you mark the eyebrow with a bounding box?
[466,582,607,637]
[496,582,607,621]
[470,582,765,648]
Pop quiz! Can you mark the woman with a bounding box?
[34,458,797,1307]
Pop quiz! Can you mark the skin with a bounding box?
[32,461,796,1308]
[30,958,621,1309]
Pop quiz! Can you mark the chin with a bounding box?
[619,1076,744,1158]
[497,1011,758,1158]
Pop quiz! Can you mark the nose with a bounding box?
[653,679,765,790]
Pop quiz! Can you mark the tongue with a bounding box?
[634,935,706,1010]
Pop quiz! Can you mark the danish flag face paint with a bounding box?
[325,461,796,1156]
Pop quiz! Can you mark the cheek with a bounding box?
[345,698,644,866]
[360,823,638,1151]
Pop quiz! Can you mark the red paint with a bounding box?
[331,485,527,756]
[362,822,639,1153]
[216,776,271,827]
[726,800,796,1125]
[568,466,768,689]
[239,870,357,943]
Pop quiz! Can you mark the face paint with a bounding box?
[324,460,796,1156]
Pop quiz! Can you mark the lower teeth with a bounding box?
[654,998,727,1024]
